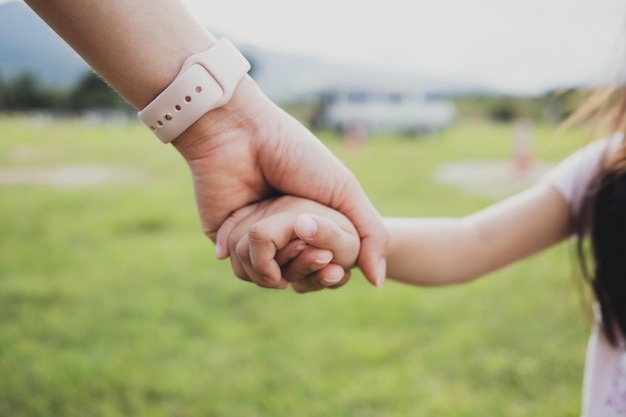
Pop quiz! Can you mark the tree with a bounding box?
[68,71,130,111]
[0,71,5,110]
[3,71,54,110]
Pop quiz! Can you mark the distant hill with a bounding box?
[0,1,481,102]
[0,1,89,87]
[238,43,484,102]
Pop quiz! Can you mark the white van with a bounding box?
[311,88,456,135]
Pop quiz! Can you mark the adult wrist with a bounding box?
[135,37,218,110]
[138,38,250,144]
[171,76,269,160]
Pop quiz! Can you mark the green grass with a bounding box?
[0,116,592,416]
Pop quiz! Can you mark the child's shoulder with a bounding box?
[542,133,623,213]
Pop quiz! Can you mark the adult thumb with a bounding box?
[338,194,389,289]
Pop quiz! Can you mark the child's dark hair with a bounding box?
[572,85,626,347]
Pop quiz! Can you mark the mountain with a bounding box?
[0,1,89,87]
[238,43,484,102]
[0,1,480,102]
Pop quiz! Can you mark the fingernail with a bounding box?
[298,215,318,238]
[322,274,343,285]
[215,242,225,259]
[376,259,386,289]
[314,253,333,265]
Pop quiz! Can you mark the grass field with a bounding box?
[0,115,594,416]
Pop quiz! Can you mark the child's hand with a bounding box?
[219,196,360,292]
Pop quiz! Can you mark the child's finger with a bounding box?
[226,214,287,288]
[291,277,326,293]
[295,214,359,267]
[290,265,350,293]
[246,217,299,281]
[318,266,351,289]
[234,233,286,289]
[327,269,351,289]
[215,203,257,260]
[275,239,308,267]
[228,252,252,283]
[281,246,334,282]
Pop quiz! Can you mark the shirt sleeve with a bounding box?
[541,134,622,217]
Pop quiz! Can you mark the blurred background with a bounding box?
[2,0,625,126]
[1,0,625,416]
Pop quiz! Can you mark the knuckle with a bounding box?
[231,262,251,282]
[234,239,249,259]
[255,277,280,289]
[202,224,217,242]
[316,223,339,248]
[316,233,334,248]
[248,223,272,245]
[234,271,251,282]
[291,283,313,294]
[282,263,315,283]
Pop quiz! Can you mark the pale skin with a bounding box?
[24,0,388,291]
[227,182,572,290]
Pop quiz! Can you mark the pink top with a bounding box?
[542,134,626,416]
[582,306,626,416]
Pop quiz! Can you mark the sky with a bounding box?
[3,0,625,95]
[180,0,626,95]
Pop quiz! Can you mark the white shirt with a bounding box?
[542,134,626,416]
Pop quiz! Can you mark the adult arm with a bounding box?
[25,0,388,289]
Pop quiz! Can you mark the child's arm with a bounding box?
[226,182,572,290]
[265,182,571,288]
[386,182,571,285]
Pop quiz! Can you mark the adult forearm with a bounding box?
[25,0,216,109]
[24,0,390,288]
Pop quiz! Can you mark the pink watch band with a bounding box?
[138,38,251,143]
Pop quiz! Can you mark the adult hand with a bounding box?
[173,77,388,289]
[23,0,387,289]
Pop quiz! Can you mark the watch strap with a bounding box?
[138,38,251,143]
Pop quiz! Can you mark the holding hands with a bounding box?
[24,0,388,292]
[172,78,387,290]
[221,196,361,293]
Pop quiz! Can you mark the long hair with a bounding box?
[571,85,626,346]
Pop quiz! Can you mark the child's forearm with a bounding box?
[384,184,572,286]
[385,217,480,285]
